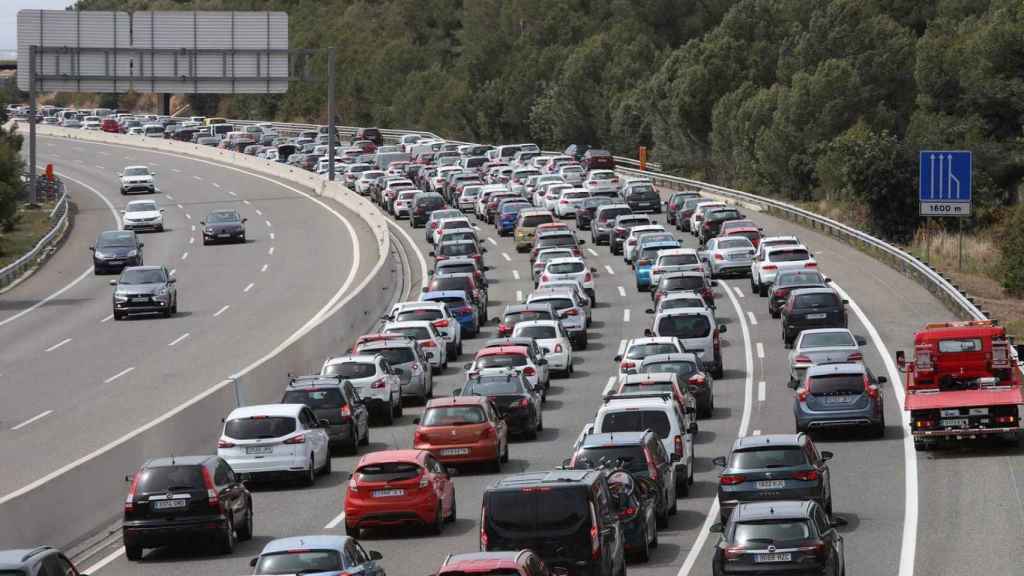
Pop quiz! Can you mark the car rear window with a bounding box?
[438,263,476,275]
[777,271,824,286]
[657,314,711,339]
[808,373,866,395]
[361,346,416,365]
[505,310,553,323]
[708,209,742,221]
[439,243,477,257]
[397,309,443,322]
[575,446,648,473]
[770,248,810,262]
[323,362,376,379]
[430,277,473,292]
[642,361,698,379]
[486,488,589,535]
[601,410,671,438]
[422,405,486,425]
[464,377,526,396]
[731,231,761,243]
[282,389,345,409]
[937,338,984,353]
[532,297,573,312]
[626,343,677,359]
[477,354,527,369]
[733,521,811,544]
[515,325,557,340]
[800,332,855,348]
[661,297,705,310]
[136,465,205,493]
[386,326,431,340]
[538,236,577,248]
[356,461,422,482]
[254,550,343,574]
[224,416,296,440]
[660,276,704,292]
[794,293,839,308]
[730,447,807,470]
[718,238,754,250]
[659,254,699,266]
[548,261,585,274]
[520,213,553,227]
[640,246,675,261]
[628,188,660,201]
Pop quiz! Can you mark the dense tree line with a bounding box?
[73,0,1024,241]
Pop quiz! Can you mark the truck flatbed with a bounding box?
[905,387,1024,411]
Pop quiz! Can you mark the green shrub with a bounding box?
[1000,204,1024,296]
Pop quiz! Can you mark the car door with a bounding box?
[302,408,328,466]
[214,459,243,524]
[354,540,385,576]
[426,454,454,516]
[488,401,508,451]
[345,382,370,439]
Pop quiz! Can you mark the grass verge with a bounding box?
[0,201,58,269]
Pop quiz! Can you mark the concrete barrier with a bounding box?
[0,125,395,550]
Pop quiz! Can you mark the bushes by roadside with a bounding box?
[999,204,1024,297]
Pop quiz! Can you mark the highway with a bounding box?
[0,134,383,499]
[69,172,953,576]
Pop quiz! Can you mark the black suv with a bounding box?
[768,270,830,318]
[481,469,626,576]
[698,207,745,246]
[91,230,144,274]
[411,193,447,228]
[570,430,677,528]
[781,287,848,348]
[710,500,845,576]
[283,375,371,454]
[122,455,253,560]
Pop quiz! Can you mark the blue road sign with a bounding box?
[919,150,972,216]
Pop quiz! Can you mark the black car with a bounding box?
[427,273,488,320]
[711,500,845,576]
[283,375,371,454]
[111,265,178,319]
[665,191,701,225]
[570,430,677,528]
[674,197,707,232]
[494,304,558,338]
[638,352,715,418]
[621,182,661,214]
[698,207,745,246]
[575,196,616,229]
[411,193,447,227]
[609,214,653,255]
[602,470,659,563]
[91,230,144,274]
[122,455,253,560]
[433,257,488,289]
[455,371,543,438]
[481,469,626,576]
[201,209,247,245]
[768,270,830,318]
[563,144,592,162]
[781,287,848,348]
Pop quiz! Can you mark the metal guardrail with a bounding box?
[0,181,69,291]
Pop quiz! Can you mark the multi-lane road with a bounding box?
[5,133,1023,576]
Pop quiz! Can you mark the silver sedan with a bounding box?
[700,236,756,278]
[787,328,868,388]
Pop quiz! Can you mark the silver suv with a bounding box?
[353,335,434,404]
[527,287,589,349]
[321,354,403,424]
[648,307,726,378]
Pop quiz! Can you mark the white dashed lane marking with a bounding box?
[100,314,113,323]
[617,286,626,297]
[502,253,511,262]
[604,265,615,275]
[747,311,758,326]
[267,246,275,255]
[168,333,190,347]
[261,264,269,272]
[10,410,54,431]
[756,342,765,359]
[103,366,135,384]
[181,251,189,260]
[213,305,230,317]
[758,381,766,402]
[44,338,72,352]
[244,282,254,293]
[623,309,631,322]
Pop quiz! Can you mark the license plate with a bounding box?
[130,296,149,302]
[440,448,470,456]
[152,499,188,510]
[372,489,405,497]
[245,446,272,455]
[824,395,854,404]
[219,233,230,238]
[807,313,827,319]
[942,418,970,428]
[108,260,123,265]
[755,480,785,490]
[755,553,791,563]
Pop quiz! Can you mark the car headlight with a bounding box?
[94,251,106,259]
[127,250,138,257]
[206,227,215,234]
[155,287,169,297]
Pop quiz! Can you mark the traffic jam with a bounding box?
[83,124,1021,576]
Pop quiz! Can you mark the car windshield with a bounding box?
[769,248,810,262]
[323,362,376,379]
[464,376,526,396]
[440,243,477,256]
[282,388,345,409]
[627,343,677,359]
[659,254,699,266]
[356,461,422,482]
[224,416,296,440]
[801,332,855,348]
[602,410,671,438]
[136,465,204,493]
[730,447,807,470]
[515,325,557,340]
[642,361,698,379]
[397,309,443,322]
[124,167,149,176]
[486,489,589,535]
[777,271,824,286]
[207,211,240,223]
[660,276,704,292]
[548,261,585,274]
[422,405,486,425]
[521,214,555,227]
[119,269,166,284]
[98,231,136,247]
[477,354,527,369]
[794,293,838,308]
[254,550,342,574]
[733,521,811,545]
[718,238,753,250]
[809,373,866,395]
[126,202,157,213]
[575,446,648,473]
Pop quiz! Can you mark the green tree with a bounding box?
[1000,203,1024,296]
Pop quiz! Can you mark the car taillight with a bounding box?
[689,374,706,386]
[798,540,826,559]
[348,474,359,492]
[217,438,235,448]
[618,505,637,519]
[847,351,863,362]
[480,425,495,439]
[284,434,306,445]
[480,506,489,549]
[643,445,658,481]
[414,429,425,444]
[719,474,745,486]
[371,378,386,389]
[124,471,140,512]
[523,366,536,376]
[201,466,221,511]
[791,469,819,482]
[563,308,578,316]
[436,255,448,261]
[554,343,563,353]
[762,264,778,271]
[637,259,651,266]
[560,199,569,204]
[590,505,601,560]
[797,387,809,401]
[419,473,430,488]
[775,288,790,299]
[621,361,635,370]
[804,262,817,268]
[866,384,880,399]
[714,253,724,260]
[433,319,450,328]
[724,545,746,560]
[512,398,530,408]
[628,239,636,245]
[541,274,550,282]
[674,434,683,457]
[794,354,812,364]
[584,272,592,282]
[340,403,352,419]
[422,340,436,348]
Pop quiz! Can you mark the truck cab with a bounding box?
[897,320,1022,450]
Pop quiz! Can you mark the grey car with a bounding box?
[794,362,886,437]
[201,209,247,244]
[0,546,89,576]
[713,434,833,522]
[700,236,756,278]
[354,335,434,403]
[787,328,867,388]
[638,352,715,418]
[111,266,177,320]
[92,230,144,274]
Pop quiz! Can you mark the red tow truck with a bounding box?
[898,320,1023,450]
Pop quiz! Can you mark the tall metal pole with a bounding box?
[327,46,336,182]
[28,45,38,205]
[958,216,964,272]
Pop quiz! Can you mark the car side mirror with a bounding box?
[421,286,429,293]
[108,279,117,286]
[645,308,654,314]
[561,458,572,468]
[412,417,421,425]
[533,383,544,393]
[719,324,727,334]
[788,379,799,389]
[895,350,905,368]
[168,277,176,284]
[712,456,727,467]
[877,376,888,384]
[831,516,849,528]
[250,557,258,568]
[242,218,248,223]
[578,239,586,245]
[89,245,95,251]
[428,251,435,257]
[855,335,867,346]
[821,451,834,461]
[138,242,144,247]
[452,388,462,396]
[199,221,205,225]
[613,354,622,362]
[318,418,330,427]
[160,208,166,213]
[823,276,832,283]
[492,317,500,324]
[710,280,719,286]
[591,267,597,273]
[446,466,459,477]
[710,522,724,533]
[124,474,134,482]
[643,329,653,337]
[688,422,699,435]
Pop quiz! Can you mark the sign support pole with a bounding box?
[958,216,963,272]
[28,44,37,205]
[327,46,336,182]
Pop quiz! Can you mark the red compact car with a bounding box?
[436,550,553,576]
[344,449,456,538]
[414,397,509,471]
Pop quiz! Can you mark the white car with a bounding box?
[537,182,571,209]
[541,257,596,303]
[355,170,385,195]
[476,185,509,219]
[383,320,448,371]
[433,217,474,245]
[458,186,481,212]
[119,165,156,195]
[623,224,667,264]
[532,247,576,285]
[615,336,687,375]
[513,320,574,377]
[650,290,712,315]
[321,354,403,420]
[393,190,418,219]
[553,189,590,218]
[583,170,619,193]
[389,300,463,357]
[121,199,165,232]
[750,242,816,296]
[558,165,585,185]
[126,126,145,136]
[688,201,727,237]
[217,403,330,484]
[650,248,702,286]
[83,120,102,130]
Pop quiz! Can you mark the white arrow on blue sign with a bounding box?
[919,150,972,216]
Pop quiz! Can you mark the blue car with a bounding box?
[497,201,531,236]
[634,240,681,290]
[420,289,480,337]
[251,534,385,576]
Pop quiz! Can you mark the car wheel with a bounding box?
[347,424,360,454]
[875,413,886,438]
[579,333,588,350]
[446,494,457,523]
[430,503,444,535]
[344,522,361,539]
[322,452,332,475]
[656,507,668,529]
[202,238,209,246]
[302,457,316,486]
[669,493,679,515]
[501,441,509,463]
[382,403,394,426]
[676,474,689,497]
[651,524,659,548]
[359,424,370,445]
[162,305,172,318]
[113,310,124,321]
[236,505,254,541]
[759,283,768,297]
[219,516,236,554]
[124,544,143,561]
[457,339,463,356]
[393,396,403,418]
[525,425,537,441]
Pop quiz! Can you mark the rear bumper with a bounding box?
[416,442,499,464]
[123,516,226,546]
[346,496,436,528]
[712,262,752,277]
[224,454,308,475]
[913,426,1020,438]
[122,221,163,231]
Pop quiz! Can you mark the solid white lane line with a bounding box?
[213,305,230,317]
[191,224,196,232]
[618,286,626,297]
[502,252,511,262]
[103,367,135,384]
[604,265,615,275]
[189,237,194,245]
[261,264,268,272]
[618,339,628,357]
[677,280,753,576]
[747,311,758,326]
[181,251,189,260]
[265,220,272,227]
[244,282,254,293]
[758,380,766,402]
[487,237,497,246]
[11,410,54,431]
[212,182,221,188]
[623,309,631,323]
[512,270,520,280]
[255,209,263,216]
[228,190,237,196]
[735,287,745,298]
[45,338,72,352]
[82,546,124,574]
[100,314,114,323]
[168,333,190,347]
[268,246,275,255]
[516,290,523,303]
[324,510,346,529]
[831,282,917,576]
[586,248,599,256]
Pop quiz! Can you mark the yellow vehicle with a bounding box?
[205,117,227,126]
[514,208,556,252]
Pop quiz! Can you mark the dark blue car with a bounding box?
[420,290,480,337]
[497,201,532,236]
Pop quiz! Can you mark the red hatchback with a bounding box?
[414,397,509,471]
[344,449,456,538]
